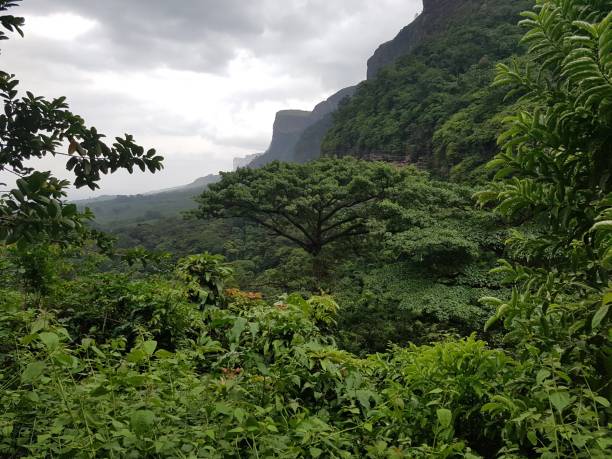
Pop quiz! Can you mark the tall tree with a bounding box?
[0,0,163,247]
[194,158,406,257]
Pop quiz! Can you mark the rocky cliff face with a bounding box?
[367,0,470,79]
[310,86,357,122]
[248,110,312,167]
[233,153,263,170]
[249,87,356,167]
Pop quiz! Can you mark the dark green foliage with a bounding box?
[176,253,234,308]
[322,0,531,177]
[0,1,23,41]
[51,272,204,350]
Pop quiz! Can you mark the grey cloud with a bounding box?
[14,0,421,85]
[2,0,422,195]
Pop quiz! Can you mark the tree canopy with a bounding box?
[194,158,407,256]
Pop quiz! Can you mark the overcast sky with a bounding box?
[1,0,421,198]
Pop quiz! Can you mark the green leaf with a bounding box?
[592,302,609,329]
[130,410,155,435]
[38,332,59,350]
[436,408,452,428]
[593,396,610,408]
[228,317,247,343]
[536,369,551,385]
[21,361,45,383]
[142,340,157,356]
[549,390,570,413]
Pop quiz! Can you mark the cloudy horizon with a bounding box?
[1,0,422,199]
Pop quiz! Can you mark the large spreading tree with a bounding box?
[0,0,163,247]
[194,158,407,257]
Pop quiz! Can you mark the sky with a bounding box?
[1,0,422,199]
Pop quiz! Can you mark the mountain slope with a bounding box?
[367,0,468,79]
[322,0,531,178]
[77,174,220,226]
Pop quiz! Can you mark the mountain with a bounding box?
[252,0,530,172]
[248,86,356,167]
[367,0,473,79]
[76,174,220,226]
[83,0,529,226]
[249,110,313,167]
[233,153,263,170]
[322,0,531,179]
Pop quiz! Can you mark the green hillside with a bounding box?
[322,0,532,179]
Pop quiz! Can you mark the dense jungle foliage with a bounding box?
[1,0,611,457]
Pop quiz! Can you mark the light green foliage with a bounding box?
[0,0,610,457]
[0,262,519,457]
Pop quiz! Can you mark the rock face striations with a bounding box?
[248,86,356,167]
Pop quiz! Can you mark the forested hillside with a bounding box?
[1,0,611,458]
[322,0,532,179]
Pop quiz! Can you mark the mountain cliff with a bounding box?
[323,0,532,179]
[249,0,531,176]
[367,0,461,79]
[249,86,356,167]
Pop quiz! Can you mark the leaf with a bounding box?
[38,332,59,350]
[228,317,247,343]
[484,315,499,331]
[536,369,551,385]
[592,302,609,329]
[130,410,155,435]
[21,361,45,383]
[549,391,570,413]
[142,340,157,356]
[436,408,452,428]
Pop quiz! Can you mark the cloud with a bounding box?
[0,0,422,197]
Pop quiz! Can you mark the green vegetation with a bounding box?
[1,0,610,457]
[322,0,532,179]
[194,159,406,257]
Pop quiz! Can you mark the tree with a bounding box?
[476,1,611,455]
[0,0,163,247]
[194,158,406,257]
